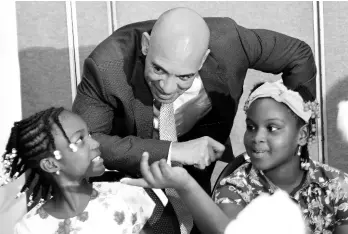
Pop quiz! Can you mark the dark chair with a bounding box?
[212,152,247,194]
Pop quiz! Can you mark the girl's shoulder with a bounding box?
[310,159,348,180]
[14,182,155,234]
[218,161,253,187]
[309,159,348,193]
[14,203,57,234]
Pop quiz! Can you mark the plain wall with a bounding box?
[323,2,348,171]
[16,1,72,118]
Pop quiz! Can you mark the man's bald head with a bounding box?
[150,8,210,63]
[141,8,211,104]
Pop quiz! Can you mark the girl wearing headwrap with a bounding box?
[213,80,348,234]
[122,80,348,234]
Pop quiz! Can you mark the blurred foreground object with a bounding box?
[224,190,306,234]
[337,100,348,143]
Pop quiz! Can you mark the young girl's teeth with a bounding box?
[92,156,100,162]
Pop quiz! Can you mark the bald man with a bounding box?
[72,7,316,232]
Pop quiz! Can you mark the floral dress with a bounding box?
[213,158,348,234]
[14,182,155,234]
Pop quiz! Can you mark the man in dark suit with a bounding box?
[73,7,316,233]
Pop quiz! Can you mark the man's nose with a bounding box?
[159,76,177,94]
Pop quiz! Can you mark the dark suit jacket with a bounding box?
[72,17,316,193]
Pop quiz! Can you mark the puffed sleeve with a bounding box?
[334,172,348,226]
[213,164,255,207]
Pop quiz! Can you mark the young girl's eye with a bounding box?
[246,124,255,131]
[75,137,84,144]
[268,126,279,132]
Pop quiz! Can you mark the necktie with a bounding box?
[143,188,181,234]
[159,103,194,234]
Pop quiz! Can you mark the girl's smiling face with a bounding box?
[53,111,105,181]
[244,98,304,172]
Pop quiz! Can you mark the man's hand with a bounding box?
[120,152,193,191]
[170,136,225,169]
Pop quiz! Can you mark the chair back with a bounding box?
[212,152,247,194]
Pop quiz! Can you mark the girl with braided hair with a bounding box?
[122,80,348,234]
[0,107,155,234]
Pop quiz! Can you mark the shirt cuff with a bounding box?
[167,142,172,166]
[152,142,171,206]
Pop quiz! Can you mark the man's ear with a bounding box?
[40,157,60,174]
[141,32,150,56]
[199,49,210,70]
[298,124,309,146]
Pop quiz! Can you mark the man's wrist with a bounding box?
[169,141,180,162]
[167,142,173,166]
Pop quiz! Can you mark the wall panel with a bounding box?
[16,1,72,118]
[323,2,348,172]
[76,1,110,77]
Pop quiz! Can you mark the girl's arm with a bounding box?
[176,177,231,234]
[217,203,244,220]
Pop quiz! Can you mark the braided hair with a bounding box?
[1,107,71,206]
[248,82,317,170]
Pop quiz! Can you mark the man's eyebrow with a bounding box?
[152,62,168,74]
[152,62,195,77]
[176,73,195,78]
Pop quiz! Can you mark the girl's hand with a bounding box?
[120,152,192,191]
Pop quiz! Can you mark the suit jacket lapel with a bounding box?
[130,55,154,139]
[199,54,235,124]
